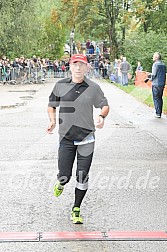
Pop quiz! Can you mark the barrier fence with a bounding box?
[135,71,167,96]
[2,66,167,96]
[0,66,71,85]
[0,65,108,85]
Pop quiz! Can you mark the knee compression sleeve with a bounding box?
[57,174,71,185]
[76,170,89,190]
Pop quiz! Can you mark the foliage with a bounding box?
[59,0,124,59]
[130,0,167,33]
[0,0,38,57]
[122,31,167,72]
[0,0,65,59]
[42,14,66,59]
[0,0,167,62]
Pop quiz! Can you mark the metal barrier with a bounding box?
[0,66,71,85]
[0,67,45,85]
[0,65,112,85]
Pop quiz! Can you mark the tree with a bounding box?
[0,0,42,57]
[0,0,67,58]
[0,0,167,60]
[59,0,124,59]
[42,11,66,58]
[122,31,167,72]
[130,0,167,33]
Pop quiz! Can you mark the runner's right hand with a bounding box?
[46,122,56,134]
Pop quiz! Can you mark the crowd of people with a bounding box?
[81,39,134,86]
[0,43,142,86]
[87,55,134,86]
[0,55,116,85]
[0,55,137,86]
[0,37,136,85]
[0,56,71,84]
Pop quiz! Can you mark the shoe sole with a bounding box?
[73,221,83,224]
[71,219,83,224]
[71,215,83,224]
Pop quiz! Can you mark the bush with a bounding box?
[122,31,167,73]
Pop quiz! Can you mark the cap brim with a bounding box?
[70,60,87,64]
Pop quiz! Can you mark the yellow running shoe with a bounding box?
[53,181,64,197]
[71,207,83,224]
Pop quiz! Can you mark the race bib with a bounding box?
[74,135,95,145]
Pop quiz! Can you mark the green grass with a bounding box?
[110,82,167,114]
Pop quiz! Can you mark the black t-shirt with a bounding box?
[48,77,108,141]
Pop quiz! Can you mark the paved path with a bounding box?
[0,82,45,109]
[0,78,167,251]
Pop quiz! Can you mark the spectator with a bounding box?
[149,52,166,118]
[136,61,143,71]
[89,43,94,54]
[61,63,66,77]
[99,59,105,78]
[95,45,100,58]
[12,58,20,79]
[117,59,122,84]
[94,59,99,78]
[65,60,70,77]
[40,59,47,80]
[120,57,130,86]
[86,39,91,52]
[53,60,59,78]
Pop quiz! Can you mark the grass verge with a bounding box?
[110,82,167,114]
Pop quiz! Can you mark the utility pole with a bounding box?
[70,30,75,56]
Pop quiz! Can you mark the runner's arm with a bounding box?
[46,107,56,133]
[96,105,109,129]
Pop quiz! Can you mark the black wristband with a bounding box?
[99,114,105,119]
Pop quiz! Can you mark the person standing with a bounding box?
[95,45,100,59]
[117,59,122,84]
[136,61,143,72]
[47,54,109,224]
[86,39,91,54]
[150,52,166,118]
[120,57,130,86]
[89,43,95,54]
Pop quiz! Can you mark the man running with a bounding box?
[47,54,109,224]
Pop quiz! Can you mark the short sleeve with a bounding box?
[48,83,60,108]
[93,84,108,108]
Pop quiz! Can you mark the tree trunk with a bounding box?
[143,21,148,33]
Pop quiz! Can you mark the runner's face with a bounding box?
[70,62,87,82]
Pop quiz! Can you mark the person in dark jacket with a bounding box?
[150,52,166,118]
[89,43,94,54]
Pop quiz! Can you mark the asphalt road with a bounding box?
[0,78,167,251]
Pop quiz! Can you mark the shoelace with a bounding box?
[73,211,80,217]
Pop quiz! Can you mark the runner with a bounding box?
[47,54,109,224]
